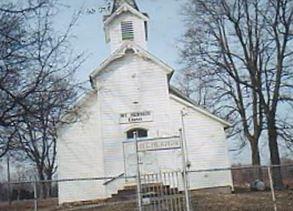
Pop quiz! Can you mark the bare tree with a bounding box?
[179,0,264,179]
[179,0,293,187]
[0,0,51,157]
[174,69,214,108]
[13,3,83,197]
[261,0,293,189]
[0,0,85,197]
[15,77,81,198]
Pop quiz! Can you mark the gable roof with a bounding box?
[89,42,174,80]
[104,3,149,26]
[169,86,231,128]
[112,0,139,13]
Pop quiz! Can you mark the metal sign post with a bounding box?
[179,129,191,211]
[134,131,143,211]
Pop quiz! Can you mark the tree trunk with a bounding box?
[46,173,53,197]
[267,119,284,190]
[250,139,263,180]
[37,167,48,199]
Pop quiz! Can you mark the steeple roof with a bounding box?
[112,0,139,13]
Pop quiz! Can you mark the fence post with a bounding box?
[6,154,11,205]
[267,166,277,211]
[134,131,142,211]
[33,181,38,211]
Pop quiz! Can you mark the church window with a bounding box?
[121,21,134,40]
[127,128,148,139]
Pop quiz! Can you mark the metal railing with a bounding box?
[103,173,125,185]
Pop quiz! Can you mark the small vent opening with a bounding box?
[125,48,135,54]
[121,21,134,40]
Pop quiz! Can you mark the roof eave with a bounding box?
[90,43,174,80]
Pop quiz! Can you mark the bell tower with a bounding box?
[104,0,149,53]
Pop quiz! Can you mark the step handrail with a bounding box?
[103,173,125,185]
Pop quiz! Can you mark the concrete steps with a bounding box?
[108,183,182,202]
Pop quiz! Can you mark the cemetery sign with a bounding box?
[137,136,181,152]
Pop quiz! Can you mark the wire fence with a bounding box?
[0,164,292,211]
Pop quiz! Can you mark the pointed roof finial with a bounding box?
[112,0,139,13]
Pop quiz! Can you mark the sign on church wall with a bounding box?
[137,136,181,152]
[119,111,153,124]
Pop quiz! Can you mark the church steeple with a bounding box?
[103,0,149,53]
[111,0,139,13]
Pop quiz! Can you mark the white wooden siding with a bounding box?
[95,53,174,196]
[107,12,147,53]
[169,95,233,189]
[57,94,106,204]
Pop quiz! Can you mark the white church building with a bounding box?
[57,0,233,204]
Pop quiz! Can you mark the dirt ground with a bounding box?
[0,198,58,211]
[0,190,292,211]
[191,190,293,211]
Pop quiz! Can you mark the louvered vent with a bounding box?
[121,21,134,40]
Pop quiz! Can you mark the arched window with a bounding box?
[127,128,148,139]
